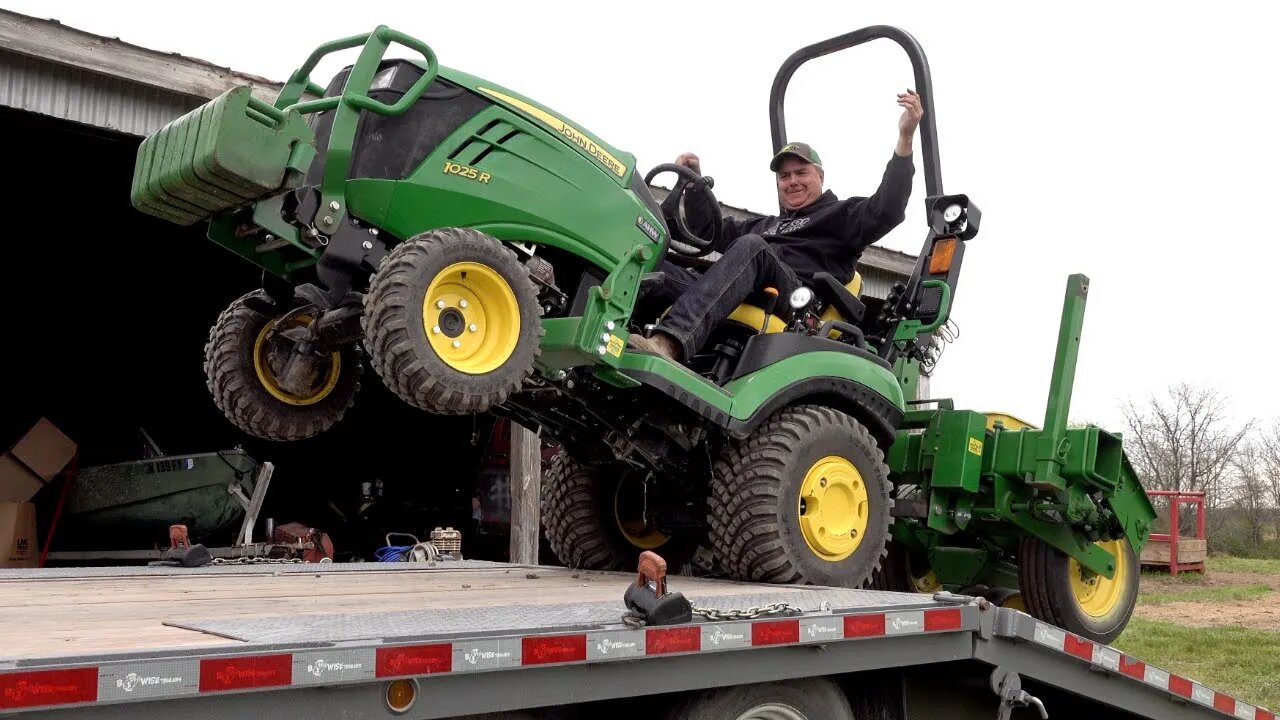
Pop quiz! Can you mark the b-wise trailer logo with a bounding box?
[306,660,363,678]
[463,648,514,665]
[116,673,183,692]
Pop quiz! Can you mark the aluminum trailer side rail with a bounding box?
[0,562,1270,719]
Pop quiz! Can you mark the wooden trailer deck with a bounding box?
[0,560,907,661]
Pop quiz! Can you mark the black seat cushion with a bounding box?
[811,272,866,323]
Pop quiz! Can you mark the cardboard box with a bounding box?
[0,501,38,568]
[0,418,77,503]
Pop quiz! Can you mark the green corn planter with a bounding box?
[130,86,317,226]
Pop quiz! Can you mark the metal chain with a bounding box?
[622,601,801,629]
[690,602,800,622]
[211,556,306,565]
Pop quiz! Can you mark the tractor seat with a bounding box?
[725,271,866,335]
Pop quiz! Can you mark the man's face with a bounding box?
[776,156,823,210]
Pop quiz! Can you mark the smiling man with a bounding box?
[628,90,924,363]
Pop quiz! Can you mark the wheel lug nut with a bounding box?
[437,300,446,309]
[469,324,478,332]
[432,326,441,334]
[459,299,469,309]
[850,529,858,538]
[820,478,827,487]
[452,340,462,348]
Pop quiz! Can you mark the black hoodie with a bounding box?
[684,152,915,285]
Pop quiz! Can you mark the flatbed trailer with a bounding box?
[0,561,1271,719]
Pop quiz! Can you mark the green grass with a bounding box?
[1114,619,1280,712]
[1140,584,1272,605]
[1208,555,1280,575]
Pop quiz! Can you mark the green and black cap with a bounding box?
[769,142,823,172]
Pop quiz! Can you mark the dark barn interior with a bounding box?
[0,105,518,562]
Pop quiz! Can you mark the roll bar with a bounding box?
[768,25,943,197]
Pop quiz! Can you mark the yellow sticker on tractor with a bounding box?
[477,87,627,177]
[607,335,625,357]
[968,437,984,457]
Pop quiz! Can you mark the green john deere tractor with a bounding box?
[131,24,1155,643]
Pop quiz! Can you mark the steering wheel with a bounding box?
[643,163,721,259]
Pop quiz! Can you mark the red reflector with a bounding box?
[1064,634,1093,661]
[1257,709,1276,720]
[522,635,586,666]
[844,614,886,637]
[1214,692,1236,713]
[1169,675,1193,698]
[199,655,292,692]
[646,626,701,655]
[924,608,963,632]
[1119,656,1145,680]
[752,620,799,646]
[375,644,452,677]
[0,668,97,709]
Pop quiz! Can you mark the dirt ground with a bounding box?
[1135,570,1280,630]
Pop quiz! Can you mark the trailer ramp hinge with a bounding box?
[622,551,693,628]
[991,667,1048,720]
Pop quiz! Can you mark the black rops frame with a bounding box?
[767,26,979,364]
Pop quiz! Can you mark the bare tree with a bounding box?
[1261,421,1280,539]
[1227,441,1269,550]
[1121,383,1252,536]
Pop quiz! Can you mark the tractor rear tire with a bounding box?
[204,290,362,442]
[709,405,893,587]
[362,228,542,415]
[1018,535,1139,644]
[541,451,692,572]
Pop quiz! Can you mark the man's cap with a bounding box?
[770,142,822,172]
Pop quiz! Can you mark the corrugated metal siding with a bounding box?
[0,49,201,137]
[857,266,899,300]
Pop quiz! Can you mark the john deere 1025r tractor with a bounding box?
[131,24,1155,643]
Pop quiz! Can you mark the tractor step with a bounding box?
[130,86,316,226]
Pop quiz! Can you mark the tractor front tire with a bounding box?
[204,290,362,442]
[1019,535,1139,644]
[541,451,692,572]
[362,228,543,415]
[709,405,893,587]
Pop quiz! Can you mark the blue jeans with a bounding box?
[646,234,801,360]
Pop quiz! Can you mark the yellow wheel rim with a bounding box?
[253,316,341,406]
[798,456,869,561]
[1069,539,1129,618]
[613,475,668,550]
[1001,592,1028,612]
[911,568,942,593]
[424,261,520,374]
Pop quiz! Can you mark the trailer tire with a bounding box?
[1019,534,1138,644]
[662,677,853,720]
[709,404,893,588]
[541,451,694,572]
[362,228,542,415]
[205,290,362,442]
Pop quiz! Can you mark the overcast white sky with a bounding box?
[8,0,1278,434]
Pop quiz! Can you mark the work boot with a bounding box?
[627,331,682,362]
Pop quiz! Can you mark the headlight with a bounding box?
[943,204,963,223]
[789,286,814,309]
